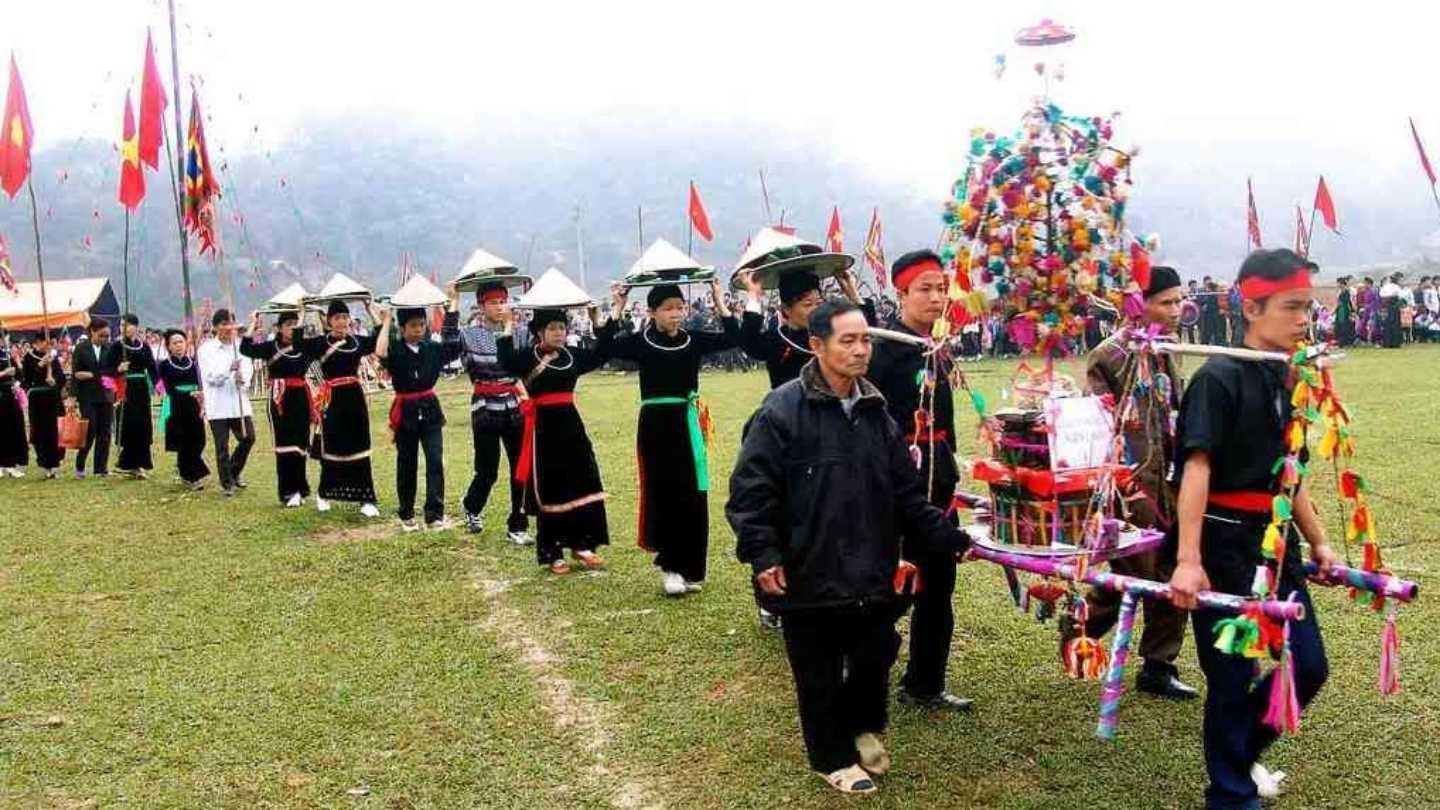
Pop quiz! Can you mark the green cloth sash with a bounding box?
[125,372,154,398]
[640,392,708,492]
[160,384,198,433]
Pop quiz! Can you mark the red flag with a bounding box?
[1294,205,1311,257]
[1410,117,1436,185]
[1246,178,1262,249]
[182,90,221,255]
[0,234,15,293]
[826,206,843,253]
[430,270,444,332]
[863,207,887,288]
[117,90,146,210]
[138,31,168,171]
[1313,176,1338,235]
[688,181,713,242]
[0,55,35,199]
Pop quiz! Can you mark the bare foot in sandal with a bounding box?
[573,550,606,570]
[548,560,571,575]
[855,732,890,776]
[822,764,876,795]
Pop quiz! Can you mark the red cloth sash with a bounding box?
[515,392,576,486]
[1207,490,1273,514]
[270,377,319,424]
[318,375,360,412]
[388,388,437,432]
[472,381,521,398]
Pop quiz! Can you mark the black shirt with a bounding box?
[866,317,959,502]
[595,317,741,399]
[739,301,876,390]
[297,334,377,379]
[1174,354,1305,589]
[380,312,463,429]
[105,338,158,386]
[239,336,312,378]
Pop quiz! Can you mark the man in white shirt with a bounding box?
[197,308,256,495]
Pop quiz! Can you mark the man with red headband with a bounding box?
[1168,249,1338,809]
[1063,265,1196,700]
[460,281,531,543]
[867,249,972,713]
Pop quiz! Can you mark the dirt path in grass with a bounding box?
[466,552,664,810]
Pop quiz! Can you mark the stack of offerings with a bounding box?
[971,393,1130,550]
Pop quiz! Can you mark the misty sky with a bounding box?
[6,0,1440,226]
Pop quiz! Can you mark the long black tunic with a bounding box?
[240,336,313,499]
[20,350,66,469]
[596,317,740,582]
[299,333,379,503]
[157,356,210,483]
[106,338,158,471]
[868,316,960,507]
[0,348,28,467]
[497,336,608,548]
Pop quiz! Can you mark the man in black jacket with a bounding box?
[69,318,115,479]
[727,299,969,795]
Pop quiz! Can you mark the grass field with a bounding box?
[3,344,1439,809]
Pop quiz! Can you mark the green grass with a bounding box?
[3,345,1439,809]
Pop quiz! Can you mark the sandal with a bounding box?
[855,733,891,776]
[548,560,572,575]
[573,550,606,570]
[822,765,876,795]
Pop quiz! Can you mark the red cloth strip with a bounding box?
[1207,491,1274,514]
[906,429,950,444]
[1238,269,1311,301]
[388,388,437,432]
[515,392,577,486]
[472,381,521,398]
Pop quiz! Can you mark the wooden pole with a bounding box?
[122,208,131,314]
[167,0,195,334]
[636,206,644,252]
[759,169,773,223]
[24,176,49,342]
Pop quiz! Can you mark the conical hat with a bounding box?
[729,228,854,291]
[453,248,524,291]
[258,283,309,313]
[312,272,372,301]
[390,274,450,308]
[624,238,715,287]
[513,268,593,309]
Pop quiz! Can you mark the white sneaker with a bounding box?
[1251,763,1287,799]
[285,493,303,508]
[400,519,421,533]
[684,580,704,593]
[315,496,332,512]
[11,468,24,478]
[507,530,533,546]
[359,503,381,518]
[426,516,453,531]
[0,468,11,477]
[662,571,687,597]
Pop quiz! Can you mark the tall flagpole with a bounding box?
[167,0,195,333]
[122,209,131,313]
[24,176,50,341]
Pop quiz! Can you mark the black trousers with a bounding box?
[781,606,901,774]
[209,417,256,490]
[76,400,113,474]
[900,468,959,698]
[396,422,445,522]
[462,419,526,531]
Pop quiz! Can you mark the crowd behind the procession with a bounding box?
[0,247,1389,808]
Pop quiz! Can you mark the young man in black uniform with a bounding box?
[70,318,115,479]
[1169,248,1339,810]
[867,249,972,712]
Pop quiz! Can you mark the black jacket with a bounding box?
[69,339,114,407]
[727,360,968,614]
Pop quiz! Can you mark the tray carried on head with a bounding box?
[305,273,373,305]
[513,268,594,310]
[623,238,716,287]
[728,227,854,291]
[257,282,317,315]
[389,274,450,308]
[452,248,531,293]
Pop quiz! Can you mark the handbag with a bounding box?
[58,411,89,449]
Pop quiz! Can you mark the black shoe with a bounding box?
[1135,668,1199,701]
[757,609,782,631]
[464,512,483,534]
[899,690,975,712]
[234,478,248,489]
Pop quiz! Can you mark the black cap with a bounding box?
[1143,265,1182,299]
[646,284,684,310]
[778,271,821,306]
[212,308,233,327]
[528,308,567,335]
[162,328,186,342]
[397,307,426,326]
[326,300,350,317]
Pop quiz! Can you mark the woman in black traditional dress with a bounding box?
[497,307,609,575]
[156,329,210,489]
[107,313,158,478]
[597,280,740,597]
[242,310,314,506]
[0,332,29,476]
[20,333,65,478]
[299,301,380,517]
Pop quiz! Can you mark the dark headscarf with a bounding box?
[397,307,426,326]
[646,284,684,310]
[778,272,821,306]
[275,311,300,328]
[327,300,350,317]
[528,308,568,336]
[1143,265,1182,299]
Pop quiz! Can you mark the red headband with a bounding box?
[1238,268,1312,301]
[480,287,509,304]
[895,260,945,292]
